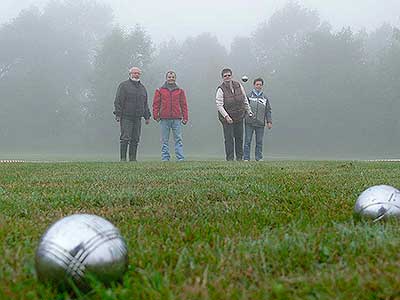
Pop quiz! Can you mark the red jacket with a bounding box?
[152,87,188,121]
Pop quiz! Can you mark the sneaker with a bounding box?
[244,159,249,162]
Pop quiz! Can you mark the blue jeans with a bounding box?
[160,119,184,161]
[244,124,265,161]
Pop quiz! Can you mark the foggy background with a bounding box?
[0,0,399,160]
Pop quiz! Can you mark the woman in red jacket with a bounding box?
[152,71,189,161]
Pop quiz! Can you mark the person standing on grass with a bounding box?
[216,68,252,161]
[152,71,189,162]
[113,67,151,162]
[243,77,272,161]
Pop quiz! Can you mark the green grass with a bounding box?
[1,161,400,299]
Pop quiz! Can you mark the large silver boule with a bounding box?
[354,185,400,221]
[35,214,128,288]
[241,75,249,82]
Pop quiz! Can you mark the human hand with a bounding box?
[182,119,188,125]
[225,115,233,124]
[267,122,272,129]
[145,119,150,125]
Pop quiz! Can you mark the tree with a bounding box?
[175,33,228,155]
[229,36,259,77]
[253,1,320,73]
[0,0,112,152]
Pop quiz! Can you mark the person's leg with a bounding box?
[243,123,254,161]
[129,117,142,161]
[120,143,128,162]
[160,119,171,161]
[233,119,244,161]
[172,119,184,161]
[255,126,265,161]
[222,122,234,161]
[120,118,133,161]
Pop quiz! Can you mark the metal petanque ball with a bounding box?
[354,185,400,221]
[241,75,248,82]
[35,214,128,289]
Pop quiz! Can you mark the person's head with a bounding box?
[253,78,264,91]
[221,68,233,82]
[165,71,176,84]
[129,67,142,80]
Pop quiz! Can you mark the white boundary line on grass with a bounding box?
[1,158,400,163]
[365,159,400,162]
[0,160,69,163]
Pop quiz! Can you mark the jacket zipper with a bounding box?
[170,90,173,118]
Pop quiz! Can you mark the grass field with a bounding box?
[1,161,400,299]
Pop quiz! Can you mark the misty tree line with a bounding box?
[0,1,399,158]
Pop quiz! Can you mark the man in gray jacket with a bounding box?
[114,67,150,161]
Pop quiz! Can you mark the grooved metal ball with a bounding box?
[354,185,400,221]
[35,214,128,288]
[241,75,248,82]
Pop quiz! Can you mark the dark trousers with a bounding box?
[222,119,243,161]
[120,117,142,161]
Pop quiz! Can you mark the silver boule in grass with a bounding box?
[354,185,400,221]
[241,75,248,82]
[35,214,128,288]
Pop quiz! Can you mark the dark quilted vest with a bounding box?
[218,80,245,123]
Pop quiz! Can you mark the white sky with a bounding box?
[1,0,400,47]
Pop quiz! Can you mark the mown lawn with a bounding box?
[0,161,400,299]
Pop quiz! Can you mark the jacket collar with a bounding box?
[251,89,263,97]
[161,81,179,91]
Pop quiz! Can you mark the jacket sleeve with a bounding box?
[240,83,252,113]
[143,88,151,120]
[266,97,272,123]
[152,89,161,120]
[216,87,228,118]
[113,83,125,117]
[179,89,189,121]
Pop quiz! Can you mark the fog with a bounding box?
[0,0,399,160]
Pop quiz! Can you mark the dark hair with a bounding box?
[221,68,232,77]
[253,77,264,85]
[165,70,176,79]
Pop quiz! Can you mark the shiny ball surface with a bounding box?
[354,185,400,221]
[241,75,248,82]
[35,214,128,288]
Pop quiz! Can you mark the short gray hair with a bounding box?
[129,67,142,74]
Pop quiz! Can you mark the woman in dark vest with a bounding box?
[215,68,253,161]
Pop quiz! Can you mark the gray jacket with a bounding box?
[245,90,272,127]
